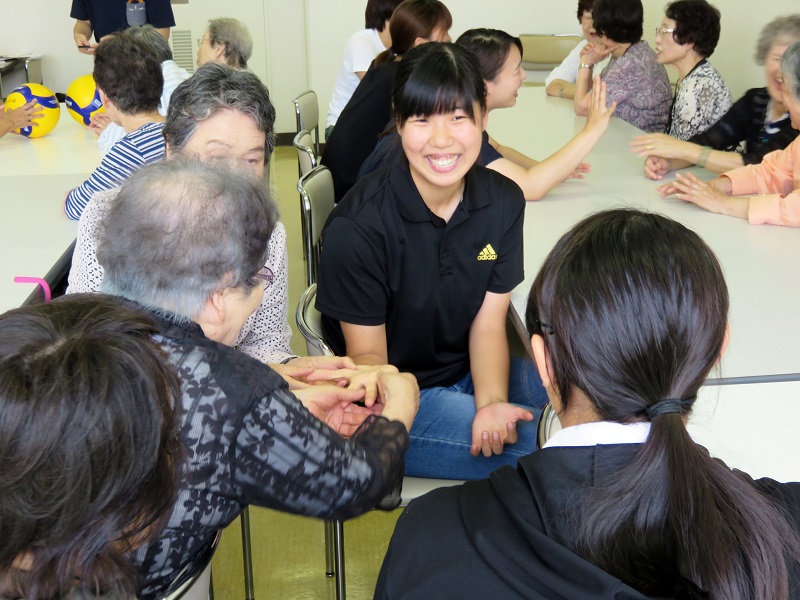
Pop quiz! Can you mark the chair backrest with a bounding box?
[536,403,562,449]
[296,283,334,357]
[519,34,583,71]
[293,129,318,177]
[297,165,335,286]
[292,90,320,157]
[158,530,222,600]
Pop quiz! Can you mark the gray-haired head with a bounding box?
[120,24,173,62]
[755,15,800,65]
[98,158,279,320]
[781,41,800,101]
[164,63,276,160]
[207,17,253,69]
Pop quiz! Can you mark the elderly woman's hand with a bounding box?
[580,42,610,67]
[294,384,376,437]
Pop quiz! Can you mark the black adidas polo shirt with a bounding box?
[316,161,525,389]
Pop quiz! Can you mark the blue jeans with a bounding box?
[404,356,548,480]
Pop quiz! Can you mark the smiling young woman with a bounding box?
[317,42,550,480]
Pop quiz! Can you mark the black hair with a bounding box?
[93,33,163,114]
[365,0,405,31]
[665,0,721,58]
[591,0,643,44]
[526,209,800,600]
[393,42,486,127]
[455,29,522,82]
[0,294,182,600]
[577,0,595,22]
[374,0,452,66]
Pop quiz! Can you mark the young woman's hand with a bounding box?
[585,76,616,136]
[470,402,533,457]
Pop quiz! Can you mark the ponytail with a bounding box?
[373,0,451,66]
[579,410,800,599]
[526,210,800,600]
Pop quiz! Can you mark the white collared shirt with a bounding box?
[543,421,651,449]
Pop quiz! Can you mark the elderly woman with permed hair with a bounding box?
[660,41,800,227]
[633,15,800,177]
[196,17,253,69]
[69,64,358,388]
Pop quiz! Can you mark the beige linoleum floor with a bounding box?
[208,146,402,600]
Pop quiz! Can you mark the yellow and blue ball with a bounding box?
[4,83,61,138]
[65,74,105,126]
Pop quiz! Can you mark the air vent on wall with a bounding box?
[171,29,194,74]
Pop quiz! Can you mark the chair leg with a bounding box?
[333,519,346,600]
[241,507,255,600]
[209,567,215,600]
[324,519,335,577]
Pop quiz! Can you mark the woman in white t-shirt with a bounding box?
[325,0,404,138]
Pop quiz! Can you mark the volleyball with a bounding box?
[65,74,105,126]
[4,83,61,138]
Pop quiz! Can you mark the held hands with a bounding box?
[470,401,534,457]
[294,385,372,437]
[272,355,358,390]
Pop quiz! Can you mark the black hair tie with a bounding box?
[646,398,688,420]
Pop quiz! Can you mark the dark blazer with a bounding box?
[376,444,800,600]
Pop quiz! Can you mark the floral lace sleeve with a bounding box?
[235,390,409,519]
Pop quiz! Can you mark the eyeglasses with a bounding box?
[252,266,274,287]
[654,27,675,37]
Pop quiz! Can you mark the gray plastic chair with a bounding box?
[293,129,318,178]
[292,90,320,157]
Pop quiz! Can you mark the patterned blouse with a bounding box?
[129,302,409,599]
[599,40,672,133]
[666,59,732,141]
[66,188,295,364]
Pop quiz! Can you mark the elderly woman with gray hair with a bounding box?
[68,64,349,387]
[95,25,190,154]
[659,40,800,227]
[196,17,253,69]
[96,157,418,599]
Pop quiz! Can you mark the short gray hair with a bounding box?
[755,15,800,65]
[207,17,253,69]
[98,158,279,320]
[120,24,173,62]
[782,41,800,102]
[165,63,276,159]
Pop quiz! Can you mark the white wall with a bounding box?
[3,0,799,134]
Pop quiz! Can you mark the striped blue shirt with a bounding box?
[65,122,165,220]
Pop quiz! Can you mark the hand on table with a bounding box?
[630,133,686,160]
[564,162,591,180]
[470,402,534,457]
[643,156,671,180]
[662,172,733,215]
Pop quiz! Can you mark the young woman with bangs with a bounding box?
[317,42,614,479]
